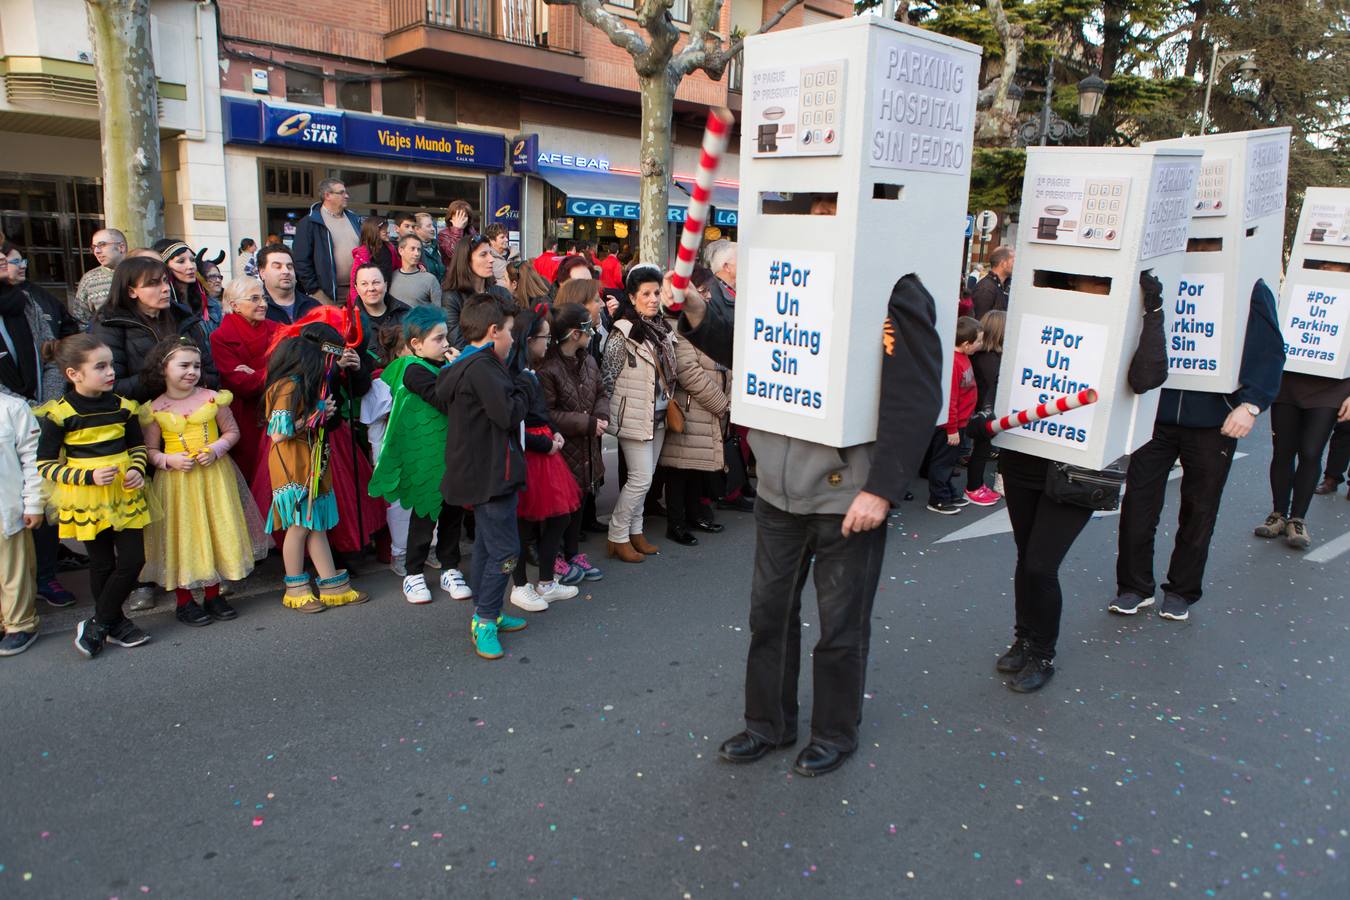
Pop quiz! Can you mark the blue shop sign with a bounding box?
[262,104,342,149]
[565,197,686,223]
[511,134,539,173]
[487,176,523,226]
[712,208,738,227]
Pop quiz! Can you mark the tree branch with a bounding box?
[681,0,806,79]
[635,0,682,75]
[546,0,650,66]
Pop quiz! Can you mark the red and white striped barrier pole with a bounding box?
[985,389,1099,436]
[667,107,735,312]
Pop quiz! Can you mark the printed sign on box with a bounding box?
[1027,175,1131,250]
[1006,314,1108,449]
[869,33,975,175]
[1167,273,1225,377]
[1193,158,1231,216]
[747,62,846,158]
[738,248,834,419]
[1244,137,1289,223]
[1303,202,1350,246]
[1141,159,1201,260]
[1282,283,1347,369]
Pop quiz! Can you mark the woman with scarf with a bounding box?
[153,240,223,335]
[247,306,387,561]
[210,276,282,483]
[601,264,677,563]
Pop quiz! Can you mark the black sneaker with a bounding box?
[74,618,109,658]
[175,600,212,627]
[203,596,238,620]
[951,495,971,507]
[37,578,77,608]
[0,630,37,656]
[1009,656,1055,693]
[1158,593,1189,622]
[1108,592,1154,615]
[107,618,151,648]
[995,639,1029,673]
[926,501,962,515]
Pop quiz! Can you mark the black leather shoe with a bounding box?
[718,731,792,763]
[204,596,238,621]
[792,742,851,777]
[665,526,699,547]
[995,639,1028,673]
[692,518,724,534]
[175,600,212,627]
[1009,657,1055,693]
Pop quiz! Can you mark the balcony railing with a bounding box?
[728,52,743,93]
[389,0,578,53]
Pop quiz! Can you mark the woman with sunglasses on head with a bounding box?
[537,302,610,585]
[440,233,514,350]
[152,240,223,335]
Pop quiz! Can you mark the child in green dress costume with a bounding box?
[368,306,472,604]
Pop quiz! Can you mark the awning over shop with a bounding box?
[537,168,694,223]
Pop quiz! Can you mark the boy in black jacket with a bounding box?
[435,293,529,659]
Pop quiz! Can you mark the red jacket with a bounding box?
[534,251,561,282]
[946,351,977,435]
[599,254,623,290]
[209,312,282,482]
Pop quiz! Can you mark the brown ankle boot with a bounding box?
[630,533,660,555]
[607,540,645,563]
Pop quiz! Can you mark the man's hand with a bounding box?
[661,272,706,324]
[91,466,119,486]
[450,209,469,231]
[1339,396,1350,423]
[842,491,890,537]
[1220,405,1256,439]
[123,469,144,490]
[946,431,960,446]
[338,348,360,370]
[23,513,43,530]
[164,452,196,472]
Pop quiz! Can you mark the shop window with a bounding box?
[263,165,314,199]
[337,75,372,113]
[424,84,457,124]
[285,66,325,106]
[382,78,418,120]
[326,168,480,224]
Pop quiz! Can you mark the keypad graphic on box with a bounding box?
[797,63,843,147]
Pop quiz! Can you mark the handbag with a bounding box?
[658,365,685,433]
[1044,462,1125,511]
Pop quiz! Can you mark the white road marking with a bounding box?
[1306,529,1350,564]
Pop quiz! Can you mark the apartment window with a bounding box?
[382,78,419,119]
[424,84,457,124]
[337,74,372,112]
[284,65,324,105]
[608,0,688,22]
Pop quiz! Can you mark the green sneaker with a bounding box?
[495,613,528,633]
[470,616,503,659]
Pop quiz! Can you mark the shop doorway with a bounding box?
[0,173,104,302]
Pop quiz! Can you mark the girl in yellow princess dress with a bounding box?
[139,337,267,627]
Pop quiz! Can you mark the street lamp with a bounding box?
[1200,47,1257,134]
[1013,55,1106,146]
[1005,82,1025,119]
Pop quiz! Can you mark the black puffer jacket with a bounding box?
[89,300,220,402]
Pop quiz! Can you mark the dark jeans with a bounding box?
[926,429,960,504]
[1322,420,1350,485]
[1003,482,1094,659]
[468,493,519,622]
[562,505,584,559]
[1117,422,1237,605]
[34,521,58,584]
[513,515,567,585]
[665,468,711,527]
[406,504,464,575]
[744,497,887,753]
[85,527,145,626]
[1270,403,1339,519]
[966,435,994,492]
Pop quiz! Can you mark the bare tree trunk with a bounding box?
[976,0,1024,143]
[86,0,162,247]
[637,70,676,264]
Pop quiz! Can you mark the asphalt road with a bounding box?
[3,421,1348,899]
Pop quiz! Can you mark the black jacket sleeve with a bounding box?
[402,361,447,411]
[1235,279,1286,411]
[1127,308,1168,395]
[677,294,735,370]
[90,319,142,400]
[863,274,945,505]
[292,218,321,297]
[972,351,1001,411]
[970,276,1005,321]
[444,290,465,350]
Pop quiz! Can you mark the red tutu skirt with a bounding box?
[517,426,582,521]
[250,419,389,553]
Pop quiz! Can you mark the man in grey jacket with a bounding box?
[667,270,943,776]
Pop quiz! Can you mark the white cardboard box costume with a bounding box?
[731,17,981,447]
[992,146,1203,471]
[1279,186,1350,380]
[1142,128,1290,393]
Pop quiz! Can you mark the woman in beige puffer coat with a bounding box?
[659,329,731,545]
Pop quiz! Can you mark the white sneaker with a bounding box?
[440,568,473,601]
[535,581,578,603]
[390,553,407,577]
[510,584,549,612]
[402,574,433,605]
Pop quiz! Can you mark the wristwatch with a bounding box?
[1242,403,1261,416]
